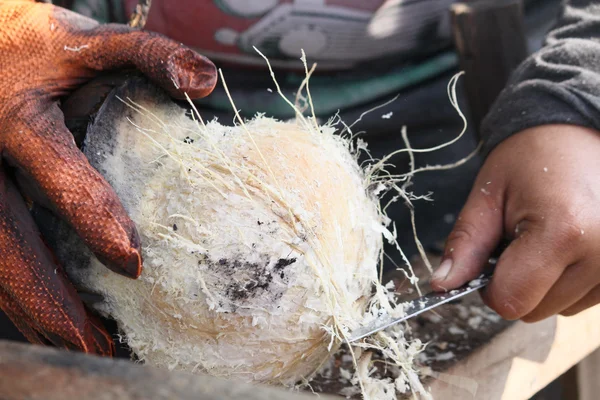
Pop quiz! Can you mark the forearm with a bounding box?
[482,0,600,152]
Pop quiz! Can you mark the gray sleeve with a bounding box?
[481,0,600,153]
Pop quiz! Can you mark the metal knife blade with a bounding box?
[347,273,492,343]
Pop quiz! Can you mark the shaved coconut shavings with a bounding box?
[433,351,455,362]
[448,326,466,336]
[469,278,484,287]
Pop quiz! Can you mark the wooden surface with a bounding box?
[426,305,600,400]
[451,0,528,135]
[576,348,600,400]
[0,341,334,400]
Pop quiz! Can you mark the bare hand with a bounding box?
[431,124,600,322]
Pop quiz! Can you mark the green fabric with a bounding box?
[69,0,127,24]
[199,51,458,119]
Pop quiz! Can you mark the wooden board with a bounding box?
[0,340,336,400]
[451,0,528,136]
[427,305,600,400]
[577,348,600,400]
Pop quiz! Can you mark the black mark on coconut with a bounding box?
[274,258,296,280]
[274,258,296,270]
[204,256,298,311]
[183,136,194,144]
[172,224,178,231]
[228,270,274,301]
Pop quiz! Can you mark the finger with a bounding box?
[561,285,600,317]
[89,28,217,99]
[522,260,599,322]
[431,174,504,291]
[5,105,141,278]
[482,218,582,320]
[54,11,217,99]
[0,166,114,355]
[0,288,47,346]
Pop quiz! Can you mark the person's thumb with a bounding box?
[431,175,505,291]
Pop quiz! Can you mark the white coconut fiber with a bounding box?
[64,53,472,399]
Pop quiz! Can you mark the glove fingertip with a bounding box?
[97,248,142,279]
[124,249,143,279]
[166,48,217,100]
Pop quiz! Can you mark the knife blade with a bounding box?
[346,272,492,343]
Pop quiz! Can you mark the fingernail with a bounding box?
[433,259,453,282]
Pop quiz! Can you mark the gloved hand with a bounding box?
[0,0,217,355]
[432,124,600,322]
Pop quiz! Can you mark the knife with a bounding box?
[346,271,493,343]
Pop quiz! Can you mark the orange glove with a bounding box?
[0,0,217,355]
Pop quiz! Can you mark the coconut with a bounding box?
[45,60,472,398]
[55,78,385,385]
